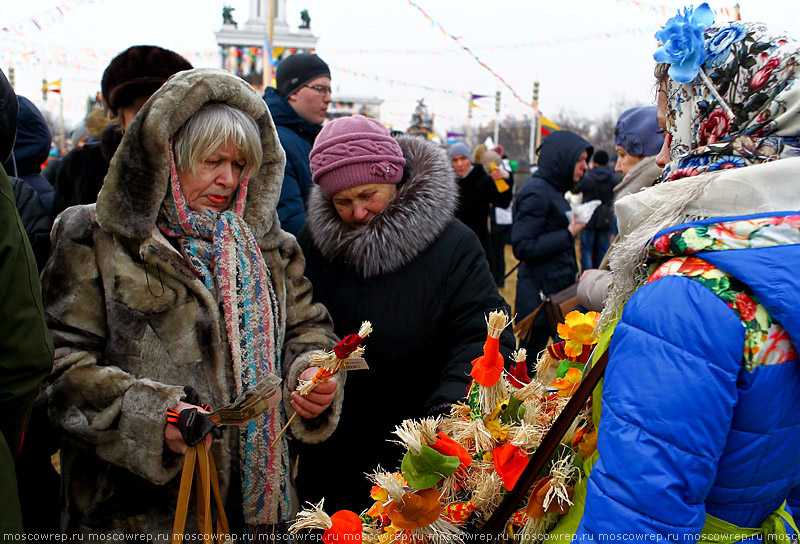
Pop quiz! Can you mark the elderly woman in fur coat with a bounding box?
[295,115,515,512]
[40,68,339,536]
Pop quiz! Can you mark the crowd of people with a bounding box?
[2,6,800,542]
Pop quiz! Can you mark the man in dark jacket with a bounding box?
[296,115,515,512]
[575,149,616,270]
[511,130,592,363]
[263,53,331,235]
[3,96,55,215]
[448,142,513,266]
[0,67,54,537]
[51,45,191,219]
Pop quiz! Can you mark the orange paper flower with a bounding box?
[323,510,363,544]
[386,488,442,530]
[551,368,582,398]
[556,310,600,358]
[492,442,529,491]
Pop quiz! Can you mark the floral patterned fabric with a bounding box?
[661,22,800,182]
[645,214,800,371]
[649,213,800,257]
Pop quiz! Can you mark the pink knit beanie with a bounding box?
[310,115,406,198]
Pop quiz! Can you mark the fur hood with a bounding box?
[96,68,286,241]
[305,135,457,278]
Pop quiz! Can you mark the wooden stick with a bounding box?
[271,413,298,448]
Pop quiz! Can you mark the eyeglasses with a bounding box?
[303,84,332,96]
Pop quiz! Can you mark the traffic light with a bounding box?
[43,79,48,102]
[495,90,501,114]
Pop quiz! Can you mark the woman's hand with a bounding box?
[164,400,212,455]
[291,366,338,419]
[490,167,510,181]
[568,217,587,237]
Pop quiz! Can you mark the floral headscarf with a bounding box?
[660,20,800,182]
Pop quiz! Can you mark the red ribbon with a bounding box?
[333,334,363,359]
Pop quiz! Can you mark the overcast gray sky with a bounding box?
[4,0,799,134]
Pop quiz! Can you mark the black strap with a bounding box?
[479,349,610,539]
[504,262,520,281]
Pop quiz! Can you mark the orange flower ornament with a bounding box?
[556,311,600,358]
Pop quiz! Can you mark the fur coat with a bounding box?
[40,68,338,534]
[295,135,515,512]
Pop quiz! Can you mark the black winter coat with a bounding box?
[575,164,616,229]
[9,176,51,271]
[51,125,122,219]
[296,135,514,512]
[511,130,592,321]
[455,163,513,256]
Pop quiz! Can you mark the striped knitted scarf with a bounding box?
[157,144,291,525]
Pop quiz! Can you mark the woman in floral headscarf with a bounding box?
[550,8,800,542]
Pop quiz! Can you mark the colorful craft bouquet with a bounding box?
[290,310,601,543]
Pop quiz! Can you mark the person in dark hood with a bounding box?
[448,142,513,267]
[262,53,331,235]
[0,94,52,271]
[296,115,515,512]
[511,130,593,362]
[0,67,54,537]
[50,45,192,219]
[3,96,54,215]
[575,149,616,270]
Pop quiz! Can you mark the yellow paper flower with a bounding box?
[378,525,402,544]
[557,311,600,357]
[485,419,510,440]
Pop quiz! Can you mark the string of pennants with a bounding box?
[406,0,738,111]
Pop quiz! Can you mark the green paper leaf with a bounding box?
[501,396,524,425]
[400,445,460,490]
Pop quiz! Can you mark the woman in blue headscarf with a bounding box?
[554,10,800,541]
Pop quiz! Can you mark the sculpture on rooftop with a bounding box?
[222,6,237,27]
[299,9,311,30]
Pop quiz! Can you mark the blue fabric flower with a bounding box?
[705,25,748,67]
[654,3,715,83]
[707,155,746,170]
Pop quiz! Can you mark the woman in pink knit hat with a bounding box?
[295,115,515,511]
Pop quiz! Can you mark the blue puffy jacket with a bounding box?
[263,87,322,235]
[576,212,800,540]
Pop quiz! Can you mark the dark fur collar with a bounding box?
[305,135,457,278]
[95,68,286,242]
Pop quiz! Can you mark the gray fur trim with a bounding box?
[305,135,457,278]
[96,68,286,241]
